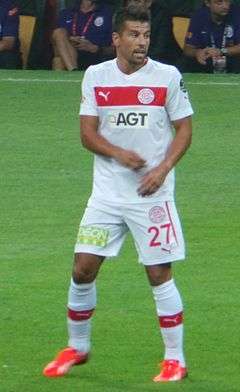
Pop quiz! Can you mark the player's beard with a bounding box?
[131,49,147,66]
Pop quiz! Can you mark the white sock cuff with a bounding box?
[152,278,174,296]
[68,278,96,311]
[152,279,183,316]
[70,278,95,290]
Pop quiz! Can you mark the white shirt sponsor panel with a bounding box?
[80,58,193,204]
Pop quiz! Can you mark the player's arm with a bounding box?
[226,17,240,57]
[183,44,210,65]
[183,14,210,65]
[1,4,19,52]
[80,115,146,170]
[163,116,192,171]
[137,116,192,197]
[0,36,15,51]
[223,44,240,57]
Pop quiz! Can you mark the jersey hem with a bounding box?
[88,195,175,207]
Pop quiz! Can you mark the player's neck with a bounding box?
[211,13,225,25]
[116,57,147,75]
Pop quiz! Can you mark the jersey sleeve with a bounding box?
[79,67,98,116]
[233,9,240,44]
[165,67,193,122]
[57,9,71,30]
[185,13,202,47]
[2,4,19,37]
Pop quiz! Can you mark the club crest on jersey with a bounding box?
[149,206,166,223]
[108,110,149,128]
[137,88,155,104]
[225,25,233,38]
[94,16,104,27]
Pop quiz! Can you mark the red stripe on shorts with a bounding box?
[159,311,183,328]
[68,308,94,321]
[94,86,167,106]
[165,201,179,246]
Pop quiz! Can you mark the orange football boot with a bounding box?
[153,359,187,382]
[43,347,89,377]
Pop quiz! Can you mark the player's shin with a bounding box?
[152,279,185,367]
[67,278,96,353]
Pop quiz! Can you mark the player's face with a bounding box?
[113,21,150,67]
[206,0,231,18]
[80,0,96,11]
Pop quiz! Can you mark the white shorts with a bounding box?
[74,199,185,265]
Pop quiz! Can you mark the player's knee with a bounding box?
[52,28,68,45]
[72,253,102,284]
[145,263,172,286]
[72,269,95,284]
[72,264,95,284]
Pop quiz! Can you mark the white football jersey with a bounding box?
[80,58,193,204]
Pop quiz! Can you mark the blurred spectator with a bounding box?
[181,0,240,73]
[160,0,201,17]
[0,0,22,68]
[52,0,114,70]
[40,0,58,69]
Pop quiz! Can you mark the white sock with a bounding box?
[67,278,96,353]
[152,279,186,367]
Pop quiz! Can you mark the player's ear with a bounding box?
[112,32,120,48]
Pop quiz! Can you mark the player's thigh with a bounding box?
[124,201,185,265]
[74,205,128,258]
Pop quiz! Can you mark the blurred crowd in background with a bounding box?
[1,0,240,73]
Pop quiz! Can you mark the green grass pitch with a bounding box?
[0,70,240,392]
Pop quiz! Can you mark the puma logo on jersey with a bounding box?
[98,91,110,101]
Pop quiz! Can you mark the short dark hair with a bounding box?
[112,5,151,33]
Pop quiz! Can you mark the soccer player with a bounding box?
[43,4,193,382]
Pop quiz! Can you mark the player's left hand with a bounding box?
[206,47,222,59]
[137,164,168,197]
[75,37,99,53]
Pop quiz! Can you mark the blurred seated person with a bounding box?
[52,0,114,71]
[182,0,240,73]
[0,0,22,69]
[123,0,182,66]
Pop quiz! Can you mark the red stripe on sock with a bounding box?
[159,311,183,328]
[68,308,94,321]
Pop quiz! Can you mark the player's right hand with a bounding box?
[196,48,209,65]
[205,47,221,60]
[114,148,146,170]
